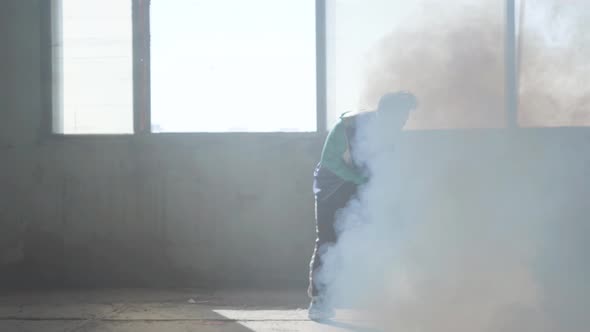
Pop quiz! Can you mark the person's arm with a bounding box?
[320,120,367,185]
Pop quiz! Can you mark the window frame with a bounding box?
[41,0,525,139]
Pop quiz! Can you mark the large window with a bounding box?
[150,0,317,133]
[518,0,590,127]
[326,0,506,129]
[52,0,316,134]
[53,0,133,134]
[50,0,590,134]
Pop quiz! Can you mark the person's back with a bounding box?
[314,111,373,198]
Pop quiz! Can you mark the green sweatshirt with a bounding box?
[319,117,367,185]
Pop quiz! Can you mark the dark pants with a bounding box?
[308,175,357,298]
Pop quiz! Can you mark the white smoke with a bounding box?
[317,119,550,331]
[519,0,590,126]
[315,1,590,330]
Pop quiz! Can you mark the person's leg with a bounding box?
[308,181,357,319]
[308,194,338,298]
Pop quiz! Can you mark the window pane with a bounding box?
[150,0,316,133]
[326,0,505,129]
[518,0,590,127]
[54,0,133,134]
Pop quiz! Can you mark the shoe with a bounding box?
[308,298,335,321]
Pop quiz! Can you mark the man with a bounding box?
[308,91,418,321]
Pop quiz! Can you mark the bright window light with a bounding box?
[518,0,590,127]
[54,0,133,134]
[150,0,317,133]
[326,0,505,129]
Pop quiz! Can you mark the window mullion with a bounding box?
[505,0,519,128]
[315,0,327,133]
[132,0,151,134]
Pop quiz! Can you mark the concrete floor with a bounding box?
[0,289,379,331]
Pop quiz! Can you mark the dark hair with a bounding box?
[377,91,418,112]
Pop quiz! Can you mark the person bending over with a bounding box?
[308,91,418,321]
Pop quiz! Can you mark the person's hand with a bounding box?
[354,176,369,186]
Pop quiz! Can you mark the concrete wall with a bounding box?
[0,0,588,292]
[0,133,321,288]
